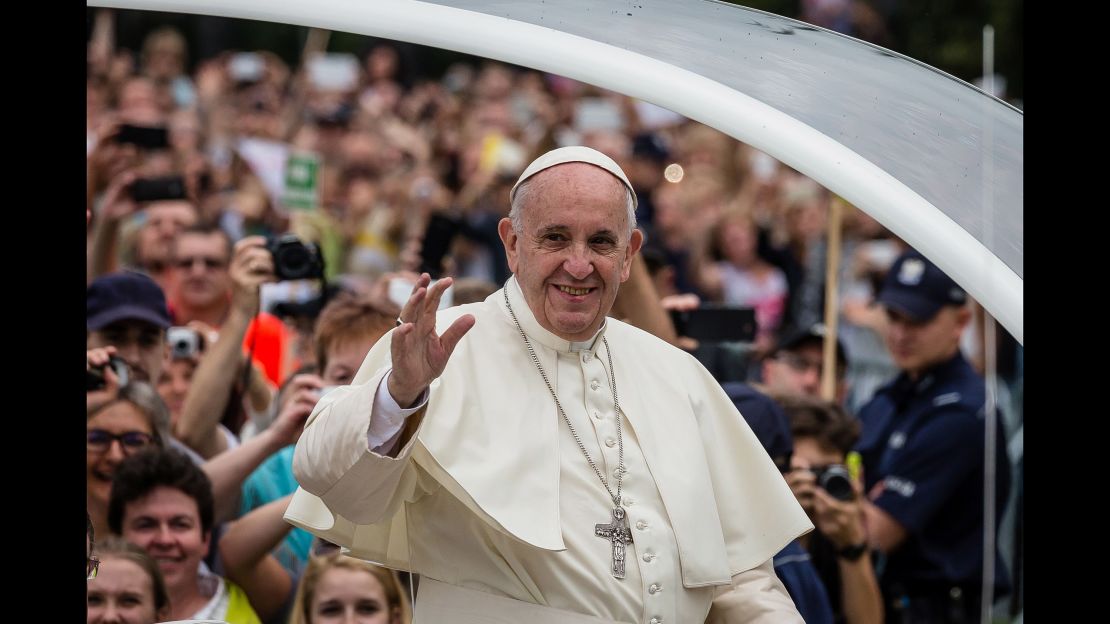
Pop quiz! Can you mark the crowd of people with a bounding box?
[86,8,1023,623]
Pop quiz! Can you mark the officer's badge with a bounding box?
[898,259,925,285]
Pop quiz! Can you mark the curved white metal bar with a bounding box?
[87,0,1023,343]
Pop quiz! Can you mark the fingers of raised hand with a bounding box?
[438,314,475,358]
[399,273,433,327]
[423,277,454,317]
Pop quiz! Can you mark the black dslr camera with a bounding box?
[87,355,130,392]
[267,235,325,281]
[811,464,854,501]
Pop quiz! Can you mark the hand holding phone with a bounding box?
[116,124,169,150]
[129,176,189,203]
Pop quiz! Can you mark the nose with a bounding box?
[172,376,190,397]
[184,258,206,275]
[104,439,127,464]
[801,368,821,393]
[98,601,123,623]
[152,523,175,547]
[886,319,911,344]
[562,244,595,281]
[116,342,143,367]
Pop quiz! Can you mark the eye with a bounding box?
[121,432,154,449]
[132,518,157,531]
[590,236,616,247]
[87,594,104,606]
[543,232,567,242]
[357,601,383,614]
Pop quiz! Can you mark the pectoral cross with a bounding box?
[595,506,634,579]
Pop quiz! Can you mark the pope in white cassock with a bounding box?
[285,146,813,623]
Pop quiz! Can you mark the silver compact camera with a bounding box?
[167,326,201,360]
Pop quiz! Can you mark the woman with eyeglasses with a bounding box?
[87,536,171,624]
[87,381,170,541]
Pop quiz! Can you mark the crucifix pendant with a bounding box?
[595,506,634,579]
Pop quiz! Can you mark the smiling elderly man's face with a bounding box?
[498,162,643,342]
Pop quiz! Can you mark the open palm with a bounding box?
[387,274,475,407]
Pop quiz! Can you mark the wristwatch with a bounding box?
[837,541,869,561]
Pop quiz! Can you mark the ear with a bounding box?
[498,218,519,274]
[953,305,973,336]
[620,229,645,282]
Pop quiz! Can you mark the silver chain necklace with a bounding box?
[504,287,634,579]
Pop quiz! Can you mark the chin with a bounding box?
[553,318,596,339]
[88,480,110,506]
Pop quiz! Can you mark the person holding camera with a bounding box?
[776,394,883,624]
[854,250,1011,623]
[88,271,174,387]
[171,230,277,459]
[169,223,292,390]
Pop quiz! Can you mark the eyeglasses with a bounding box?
[87,555,100,580]
[175,256,228,271]
[86,429,155,455]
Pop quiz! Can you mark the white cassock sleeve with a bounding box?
[293,366,434,525]
[704,558,804,624]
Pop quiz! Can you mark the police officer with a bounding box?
[855,250,1011,624]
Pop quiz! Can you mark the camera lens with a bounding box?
[817,465,854,501]
[281,246,309,270]
[269,236,322,281]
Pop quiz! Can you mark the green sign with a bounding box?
[283,151,320,211]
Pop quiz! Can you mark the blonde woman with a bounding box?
[87,536,171,624]
[289,553,411,624]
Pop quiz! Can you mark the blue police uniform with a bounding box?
[856,352,1010,623]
